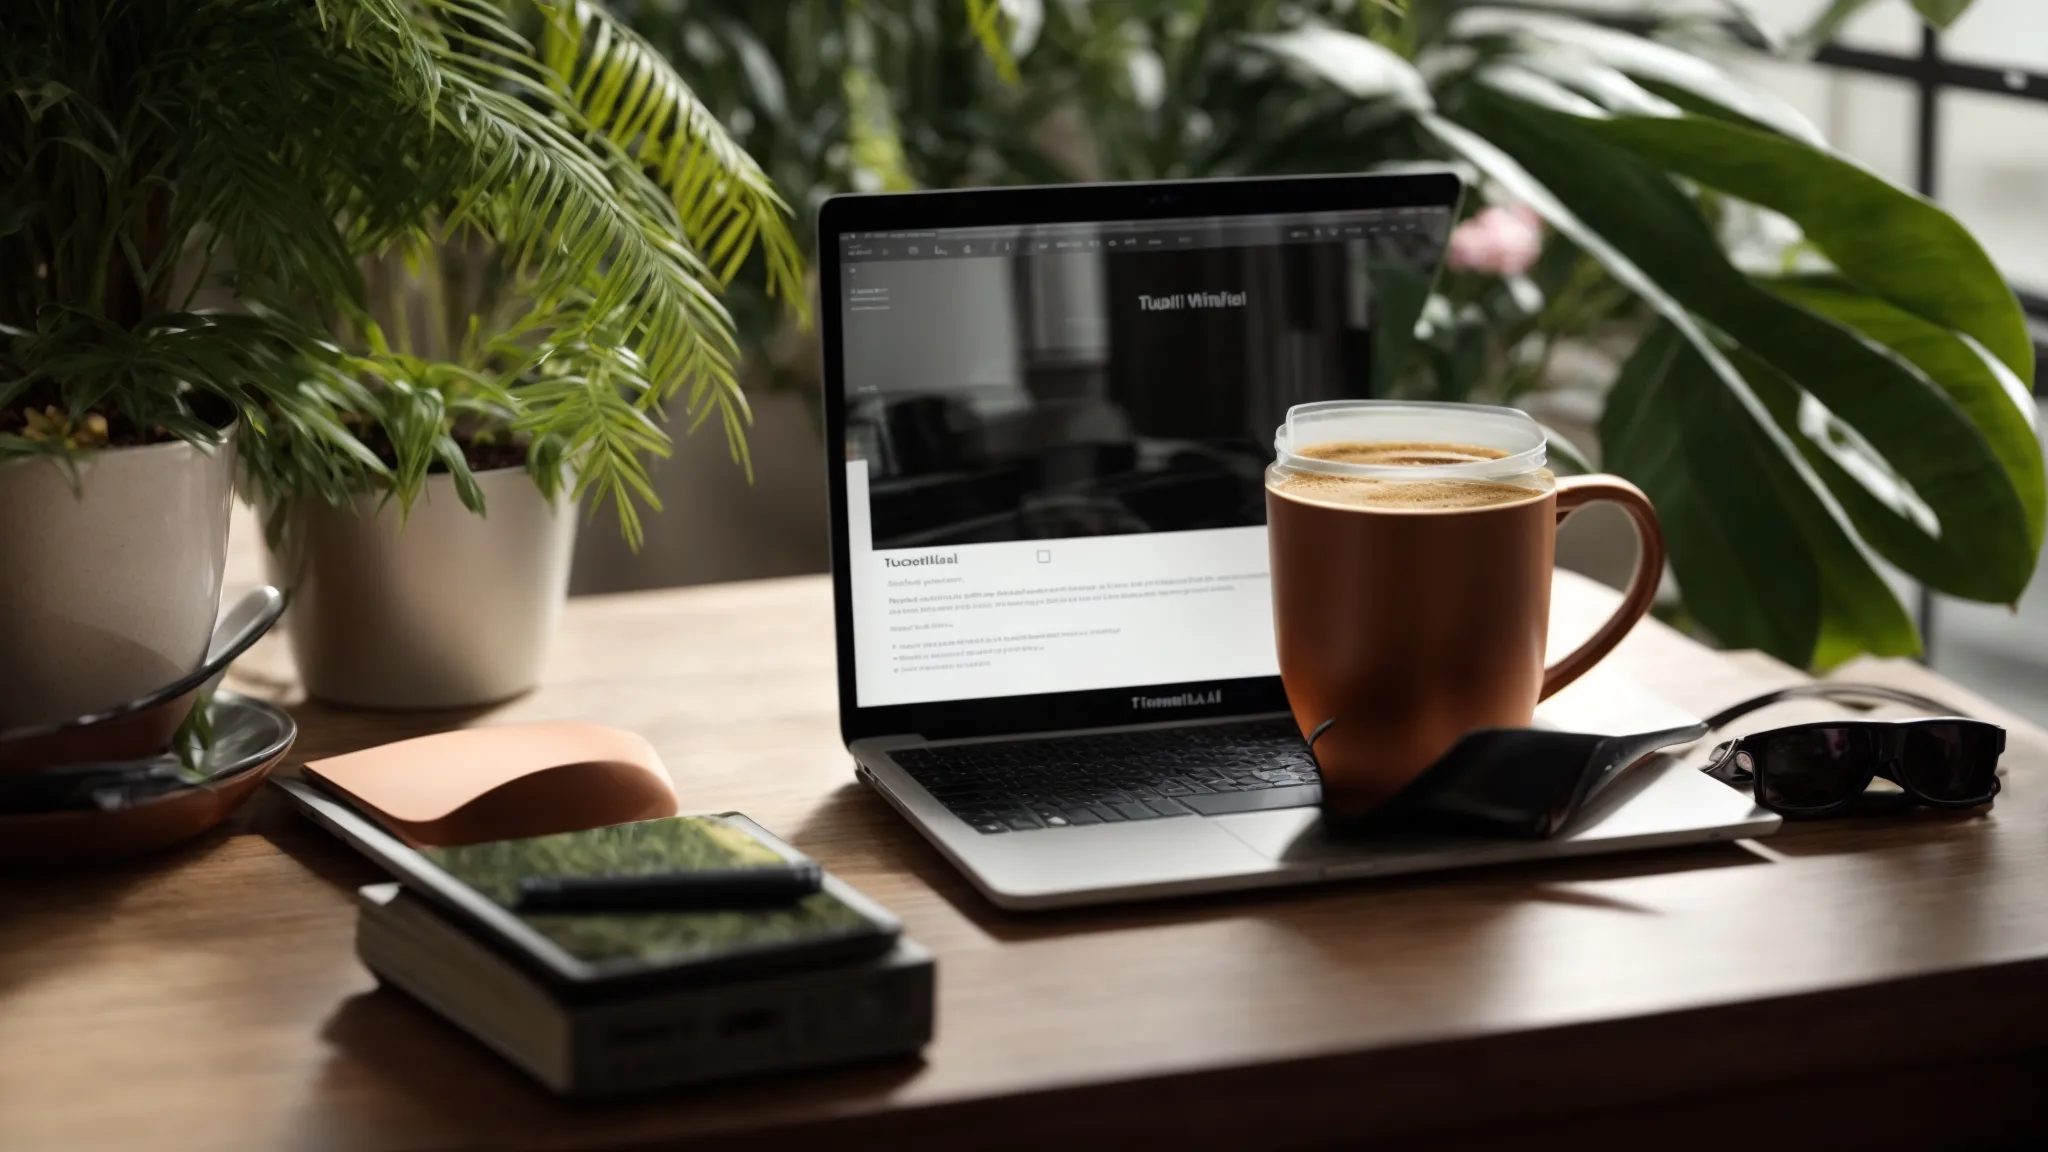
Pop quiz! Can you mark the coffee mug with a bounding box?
[1264,401,1665,818]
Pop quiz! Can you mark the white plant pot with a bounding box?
[265,467,576,709]
[0,433,236,731]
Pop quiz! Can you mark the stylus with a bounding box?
[516,863,824,912]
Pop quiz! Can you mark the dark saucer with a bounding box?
[0,692,296,867]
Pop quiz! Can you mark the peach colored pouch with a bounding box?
[302,722,678,847]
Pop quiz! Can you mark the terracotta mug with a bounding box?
[1264,401,1665,818]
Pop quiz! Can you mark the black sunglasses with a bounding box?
[1699,685,2004,818]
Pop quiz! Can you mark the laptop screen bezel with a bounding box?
[819,172,1464,744]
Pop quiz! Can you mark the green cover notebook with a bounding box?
[422,817,881,976]
[272,777,900,991]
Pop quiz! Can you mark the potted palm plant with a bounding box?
[247,3,806,708]
[2,0,417,730]
[3,0,803,722]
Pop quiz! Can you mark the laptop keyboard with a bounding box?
[889,718,1320,834]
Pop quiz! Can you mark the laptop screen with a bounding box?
[836,203,1453,709]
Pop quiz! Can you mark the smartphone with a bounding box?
[274,777,900,992]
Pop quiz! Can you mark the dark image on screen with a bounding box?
[840,214,1447,549]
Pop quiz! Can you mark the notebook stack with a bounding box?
[355,880,935,1099]
[274,770,931,1100]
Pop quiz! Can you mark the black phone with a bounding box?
[274,778,900,992]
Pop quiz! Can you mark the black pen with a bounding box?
[515,863,824,912]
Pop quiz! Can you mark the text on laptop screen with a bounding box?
[839,207,1452,707]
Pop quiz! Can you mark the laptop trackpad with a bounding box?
[1215,806,1580,875]
[1212,809,1373,866]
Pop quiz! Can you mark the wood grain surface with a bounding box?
[3,561,2046,1151]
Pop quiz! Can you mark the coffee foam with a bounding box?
[1297,440,1509,467]
[1275,440,1547,511]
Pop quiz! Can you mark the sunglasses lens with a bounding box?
[1897,722,2001,804]
[1754,727,1873,811]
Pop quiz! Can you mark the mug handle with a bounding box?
[1538,474,1666,701]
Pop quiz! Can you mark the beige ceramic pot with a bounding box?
[0,432,236,731]
[265,467,576,709]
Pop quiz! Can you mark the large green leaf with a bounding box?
[1718,288,2036,600]
[1449,10,1825,146]
[541,0,806,310]
[1419,111,1737,381]
[1789,0,1978,56]
[1602,323,1918,666]
[1498,50,1678,119]
[1791,0,1883,55]
[1243,25,1433,111]
[1912,0,1977,28]
[1443,85,2037,603]
[1578,113,2032,382]
[1765,277,2045,552]
[1726,340,1997,657]
[1602,323,1817,660]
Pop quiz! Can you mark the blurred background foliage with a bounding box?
[619,0,2041,673]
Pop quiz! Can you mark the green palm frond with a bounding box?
[181,108,368,312]
[4,309,309,433]
[438,69,739,377]
[325,0,764,523]
[843,66,918,193]
[966,0,1022,84]
[508,330,679,552]
[243,356,404,544]
[314,0,446,108]
[348,320,513,516]
[539,0,808,319]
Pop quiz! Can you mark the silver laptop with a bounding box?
[817,174,1779,910]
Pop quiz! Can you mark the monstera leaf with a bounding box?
[1250,2,2038,668]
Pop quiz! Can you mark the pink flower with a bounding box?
[1447,203,1544,276]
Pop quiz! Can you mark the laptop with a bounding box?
[817,173,1779,910]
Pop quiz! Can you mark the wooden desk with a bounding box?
[4,572,2046,1151]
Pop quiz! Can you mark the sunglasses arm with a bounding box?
[1699,683,1969,734]
[1701,738,1749,783]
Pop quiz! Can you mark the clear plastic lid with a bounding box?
[1272,400,1548,480]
